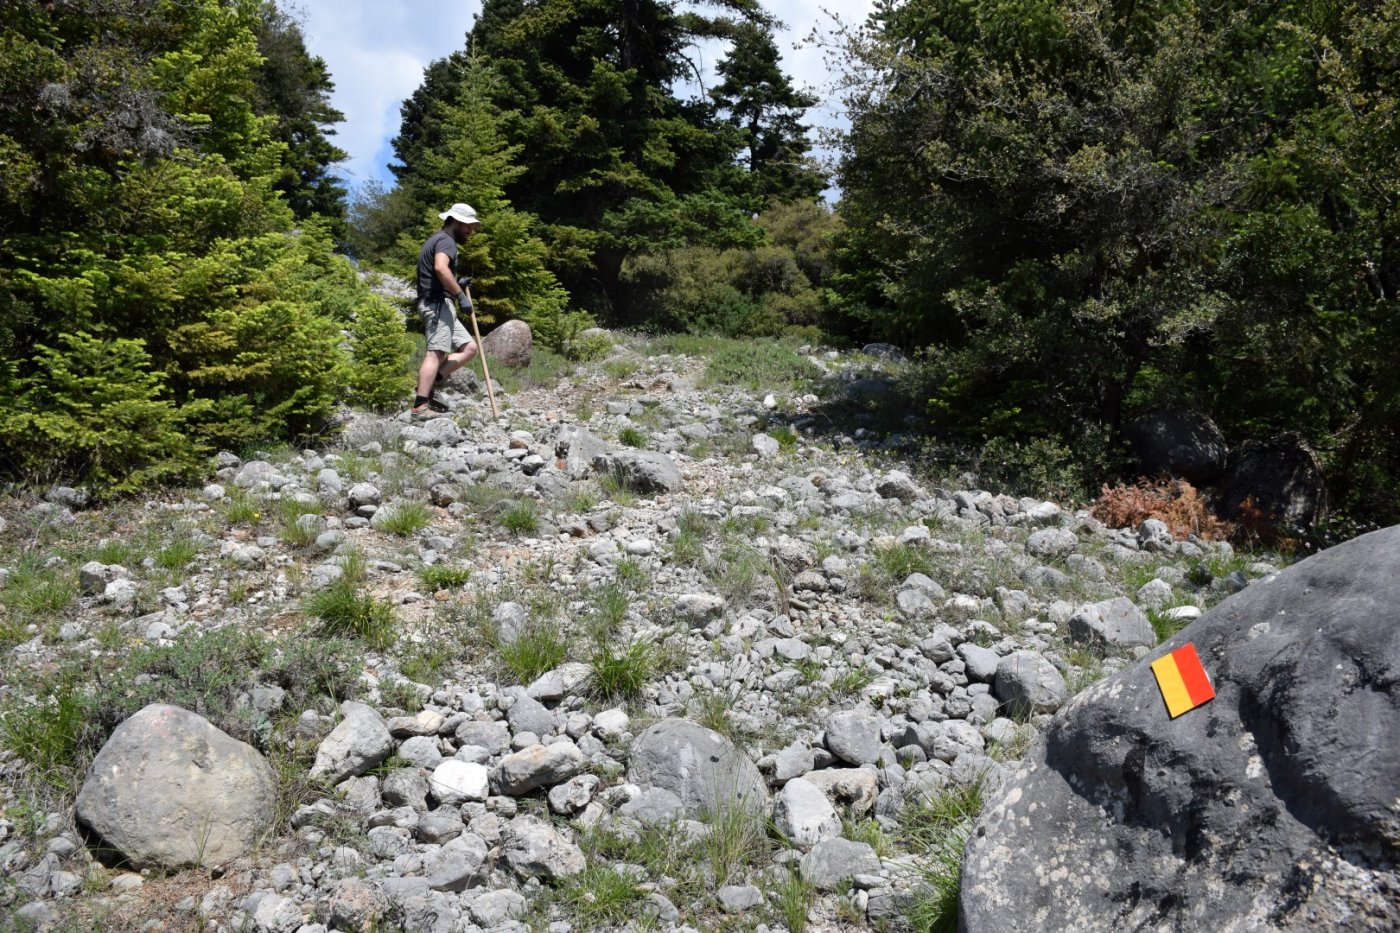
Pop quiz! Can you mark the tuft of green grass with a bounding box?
[701,341,820,391]
[829,667,878,699]
[603,359,640,380]
[0,685,86,790]
[614,557,650,591]
[770,424,799,451]
[900,777,987,933]
[418,564,471,590]
[554,862,647,930]
[155,537,200,571]
[494,622,570,684]
[770,869,814,933]
[306,555,396,649]
[691,688,740,741]
[220,489,261,525]
[618,426,648,448]
[501,500,540,536]
[376,501,432,537]
[587,637,658,701]
[566,485,601,513]
[599,472,638,507]
[93,539,135,566]
[700,798,772,887]
[590,583,631,632]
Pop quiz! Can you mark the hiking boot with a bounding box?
[410,401,440,421]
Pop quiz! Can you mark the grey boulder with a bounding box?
[310,701,392,784]
[481,319,533,367]
[501,816,585,881]
[75,704,276,868]
[992,651,1066,717]
[627,718,769,817]
[799,838,882,891]
[596,450,682,494]
[961,525,1400,932]
[824,710,884,766]
[1068,596,1156,649]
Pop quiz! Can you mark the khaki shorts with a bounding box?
[418,297,474,354]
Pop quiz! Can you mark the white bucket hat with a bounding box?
[439,203,479,224]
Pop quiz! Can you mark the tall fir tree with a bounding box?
[710,20,826,204]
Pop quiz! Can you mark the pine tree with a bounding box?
[711,20,826,204]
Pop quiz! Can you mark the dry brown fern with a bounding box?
[1091,477,1235,541]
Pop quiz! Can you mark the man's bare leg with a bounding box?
[416,349,446,399]
[435,342,479,383]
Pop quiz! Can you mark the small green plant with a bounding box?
[155,537,200,571]
[305,556,396,650]
[93,539,136,566]
[701,340,821,391]
[829,666,878,698]
[418,564,471,590]
[0,685,86,790]
[770,869,814,933]
[614,557,650,591]
[379,679,422,712]
[376,501,432,537]
[770,425,799,451]
[900,777,988,933]
[566,485,601,512]
[603,359,640,380]
[555,861,646,930]
[494,622,570,684]
[500,500,540,536]
[587,637,657,700]
[618,426,648,448]
[599,472,638,507]
[221,489,261,525]
[691,688,740,740]
[591,583,631,632]
[700,798,772,887]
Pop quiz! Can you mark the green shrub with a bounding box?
[0,334,200,494]
[418,565,471,590]
[618,427,648,448]
[343,294,416,411]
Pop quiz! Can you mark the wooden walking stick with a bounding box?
[461,282,499,419]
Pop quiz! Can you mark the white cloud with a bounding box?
[289,0,874,190]
[292,0,479,188]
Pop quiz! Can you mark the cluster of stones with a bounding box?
[1,334,1287,933]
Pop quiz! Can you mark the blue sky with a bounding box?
[290,0,875,194]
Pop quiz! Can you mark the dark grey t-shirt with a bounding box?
[416,230,458,301]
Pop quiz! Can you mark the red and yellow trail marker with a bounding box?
[1151,643,1216,718]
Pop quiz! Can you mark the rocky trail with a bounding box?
[1,332,1394,933]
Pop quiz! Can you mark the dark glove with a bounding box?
[456,291,473,312]
[457,274,473,289]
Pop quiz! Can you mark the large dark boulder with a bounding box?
[1123,409,1228,485]
[960,526,1400,932]
[1218,435,1327,533]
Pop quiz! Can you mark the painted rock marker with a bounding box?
[1151,643,1215,718]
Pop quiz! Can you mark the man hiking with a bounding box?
[412,203,481,418]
